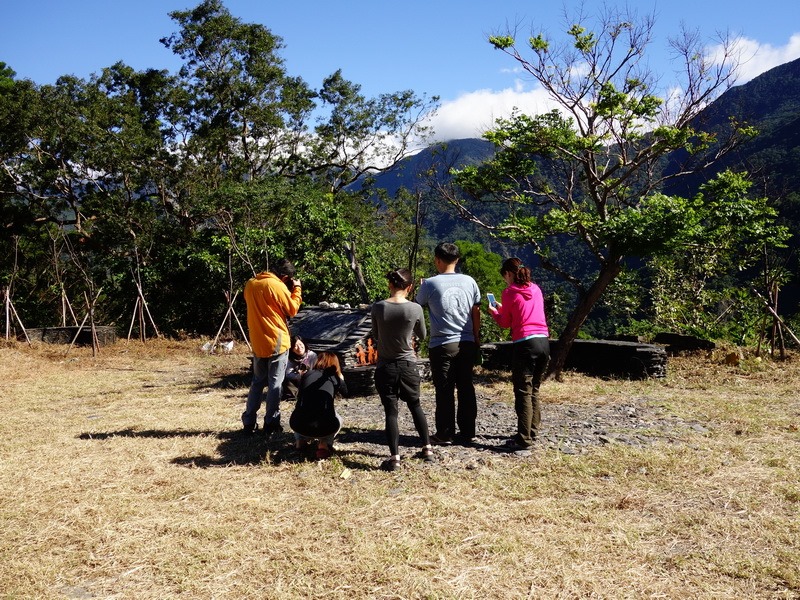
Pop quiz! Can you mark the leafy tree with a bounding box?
[310,70,437,192]
[160,0,312,184]
[0,63,33,175]
[0,63,184,330]
[447,7,759,379]
[646,171,790,341]
[159,0,437,192]
[160,0,437,301]
[455,239,508,343]
[1,1,438,332]
[0,64,33,304]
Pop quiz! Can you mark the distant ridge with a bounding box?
[365,138,495,196]
[373,58,800,209]
[664,56,800,200]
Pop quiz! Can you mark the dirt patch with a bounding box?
[241,376,710,469]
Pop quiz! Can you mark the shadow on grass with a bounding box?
[199,370,251,390]
[78,427,298,467]
[169,428,388,470]
[78,424,455,470]
[78,428,219,440]
[78,427,274,466]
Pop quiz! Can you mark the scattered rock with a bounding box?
[265,384,711,469]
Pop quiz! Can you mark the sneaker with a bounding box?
[505,436,531,450]
[454,434,476,446]
[380,458,401,472]
[430,434,453,446]
[419,446,434,462]
[315,447,332,460]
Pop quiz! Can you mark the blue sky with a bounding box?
[3,0,799,142]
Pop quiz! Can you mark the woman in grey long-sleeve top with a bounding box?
[370,268,433,472]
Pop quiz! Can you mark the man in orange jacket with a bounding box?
[241,258,303,435]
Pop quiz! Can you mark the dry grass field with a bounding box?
[0,339,798,599]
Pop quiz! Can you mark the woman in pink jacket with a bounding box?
[488,257,550,449]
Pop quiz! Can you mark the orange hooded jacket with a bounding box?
[244,272,302,358]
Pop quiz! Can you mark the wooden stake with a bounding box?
[752,287,800,347]
[4,288,31,344]
[65,288,103,357]
[210,291,252,353]
[136,281,161,338]
[127,296,140,341]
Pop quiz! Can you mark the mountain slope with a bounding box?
[366,138,495,197]
[664,57,800,201]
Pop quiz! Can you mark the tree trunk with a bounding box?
[409,190,424,277]
[344,238,370,304]
[547,260,622,381]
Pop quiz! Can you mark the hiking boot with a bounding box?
[240,424,258,436]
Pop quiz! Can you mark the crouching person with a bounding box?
[282,335,318,402]
[289,352,347,460]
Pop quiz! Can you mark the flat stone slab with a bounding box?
[483,339,667,379]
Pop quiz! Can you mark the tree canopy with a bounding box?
[447,7,786,377]
[0,0,437,336]
[1,2,793,361]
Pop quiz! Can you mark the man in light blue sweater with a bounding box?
[415,242,481,444]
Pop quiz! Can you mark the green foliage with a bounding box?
[528,35,549,53]
[594,267,648,333]
[0,1,437,336]
[641,171,790,341]
[488,36,515,50]
[599,193,699,256]
[454,240,508,343]
[568,24,597,53]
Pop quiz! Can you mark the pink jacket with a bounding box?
[490,283,548,341]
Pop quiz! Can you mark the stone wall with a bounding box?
[483,339,667,379]
[25,326,117,347]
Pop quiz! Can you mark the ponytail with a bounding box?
[500,257,531,286]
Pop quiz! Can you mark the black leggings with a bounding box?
[375,360,430,456]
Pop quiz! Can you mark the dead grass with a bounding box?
[1,339,798,599]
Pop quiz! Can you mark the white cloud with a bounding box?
[424,83,557,142]
[423,33,800,144]
[711,33,800,84]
